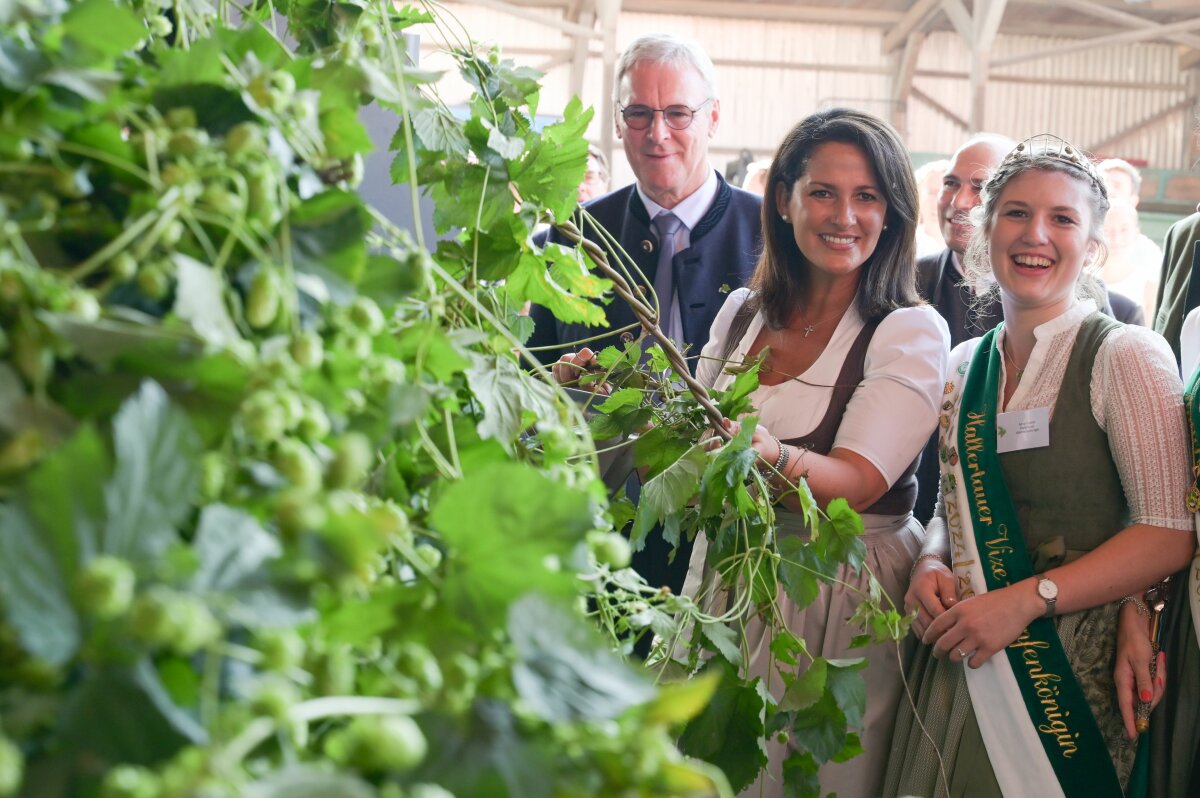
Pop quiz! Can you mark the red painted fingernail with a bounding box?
[1140,689,1153,702]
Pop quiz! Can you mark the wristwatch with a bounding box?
[1036,575,1059,618]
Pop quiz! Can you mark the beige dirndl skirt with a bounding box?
[682,509,924,798]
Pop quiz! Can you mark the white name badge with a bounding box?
[996,406,1051,453]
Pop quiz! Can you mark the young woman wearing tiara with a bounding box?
[884,136,1195,798]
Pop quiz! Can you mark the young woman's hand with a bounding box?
[1114,599,1166,740]
[922,581,1041,668]
[906,559,958,639]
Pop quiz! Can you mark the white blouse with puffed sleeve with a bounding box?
[697,288,950,489]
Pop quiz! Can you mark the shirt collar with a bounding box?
[1032,298,1097,341]
[636,168,719,230]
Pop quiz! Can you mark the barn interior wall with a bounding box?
[421,4,1198,188]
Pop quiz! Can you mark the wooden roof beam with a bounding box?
[1040,0,1200,52]
[1087,97,1193,153]
[940,0,973,41]
[912,86,970,132]
[619,1,902,25]
[457,0,601,38]
[992,16,1200,68]
[883,0,942,53]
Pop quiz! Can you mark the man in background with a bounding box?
[528,33,762,596]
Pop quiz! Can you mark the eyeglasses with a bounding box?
[618,99,712,131]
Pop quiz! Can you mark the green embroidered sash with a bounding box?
[957,325,1122,797]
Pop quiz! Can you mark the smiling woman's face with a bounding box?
[775,140,887,284]
[988,168,1098,320]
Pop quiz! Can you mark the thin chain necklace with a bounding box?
[1002,333,1028,380]
[796,302,852,338]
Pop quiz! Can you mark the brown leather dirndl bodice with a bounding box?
[778,319,919,516]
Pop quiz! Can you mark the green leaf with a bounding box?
[321,583,407,645]
[465,352,563,447]
[509,593,655,722]
[777,537,835,612]
[396,323,471,383]
[788,689,845,764]
[780,658,826,712]
[25,423,109,576]
[429,163,512,234]
[0,504,80,665]
[290,189,371,289]
[429,463,592,624]
[716,362,761,419]
[677,657,769,792]
[0,38,48,92]
[486,123,524,160]
[825,657,868,728]
[103,381,202,563]
[40,310,205,369]
[596,387,642,415]
[631,444,705,551]
[511,97,593,222]
[153,84,254,134]
[781,750,821,798]
[699,621,742,668]
[642,671,720,726]
[158,656,201,708]
[190,504,279,592]
[506,247,610,328]
[61,0,144,58]
[66,121,134,163]
[633,424,693,479]
[157,24,287,87]
[172,255,242,347]
[245,768,375,798]
[769,626,807,668]
[58,661,205,770]
[320,105,374,159]
[814,497,866,572]
[411,105,469,159]
[699,419,757,517]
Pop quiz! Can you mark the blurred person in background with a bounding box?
[914,158,949,258]
[1101,199,1161,322]
[741,158,771,195]
[578,143,610,203]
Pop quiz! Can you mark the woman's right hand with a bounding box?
[551,347,609,393]
[906,558,958,639]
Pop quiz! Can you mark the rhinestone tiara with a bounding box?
[995,133,1107,198]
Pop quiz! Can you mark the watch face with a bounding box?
[1038,579,1058,601]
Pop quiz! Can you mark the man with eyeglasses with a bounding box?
[528,33,762,600]
[529,32,761,374]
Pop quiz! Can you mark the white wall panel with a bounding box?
[423,4,1197,185]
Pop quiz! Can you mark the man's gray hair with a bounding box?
[613,33,717,103]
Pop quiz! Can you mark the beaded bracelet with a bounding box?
[908,552,948,582]
[771,437,790,477]
[1117,594,1151,617]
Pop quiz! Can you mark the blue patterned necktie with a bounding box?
[651,212,684,347]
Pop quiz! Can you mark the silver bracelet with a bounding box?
[771,437,790,476]
[1117,595,1151,617]
[909,552,948,582]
